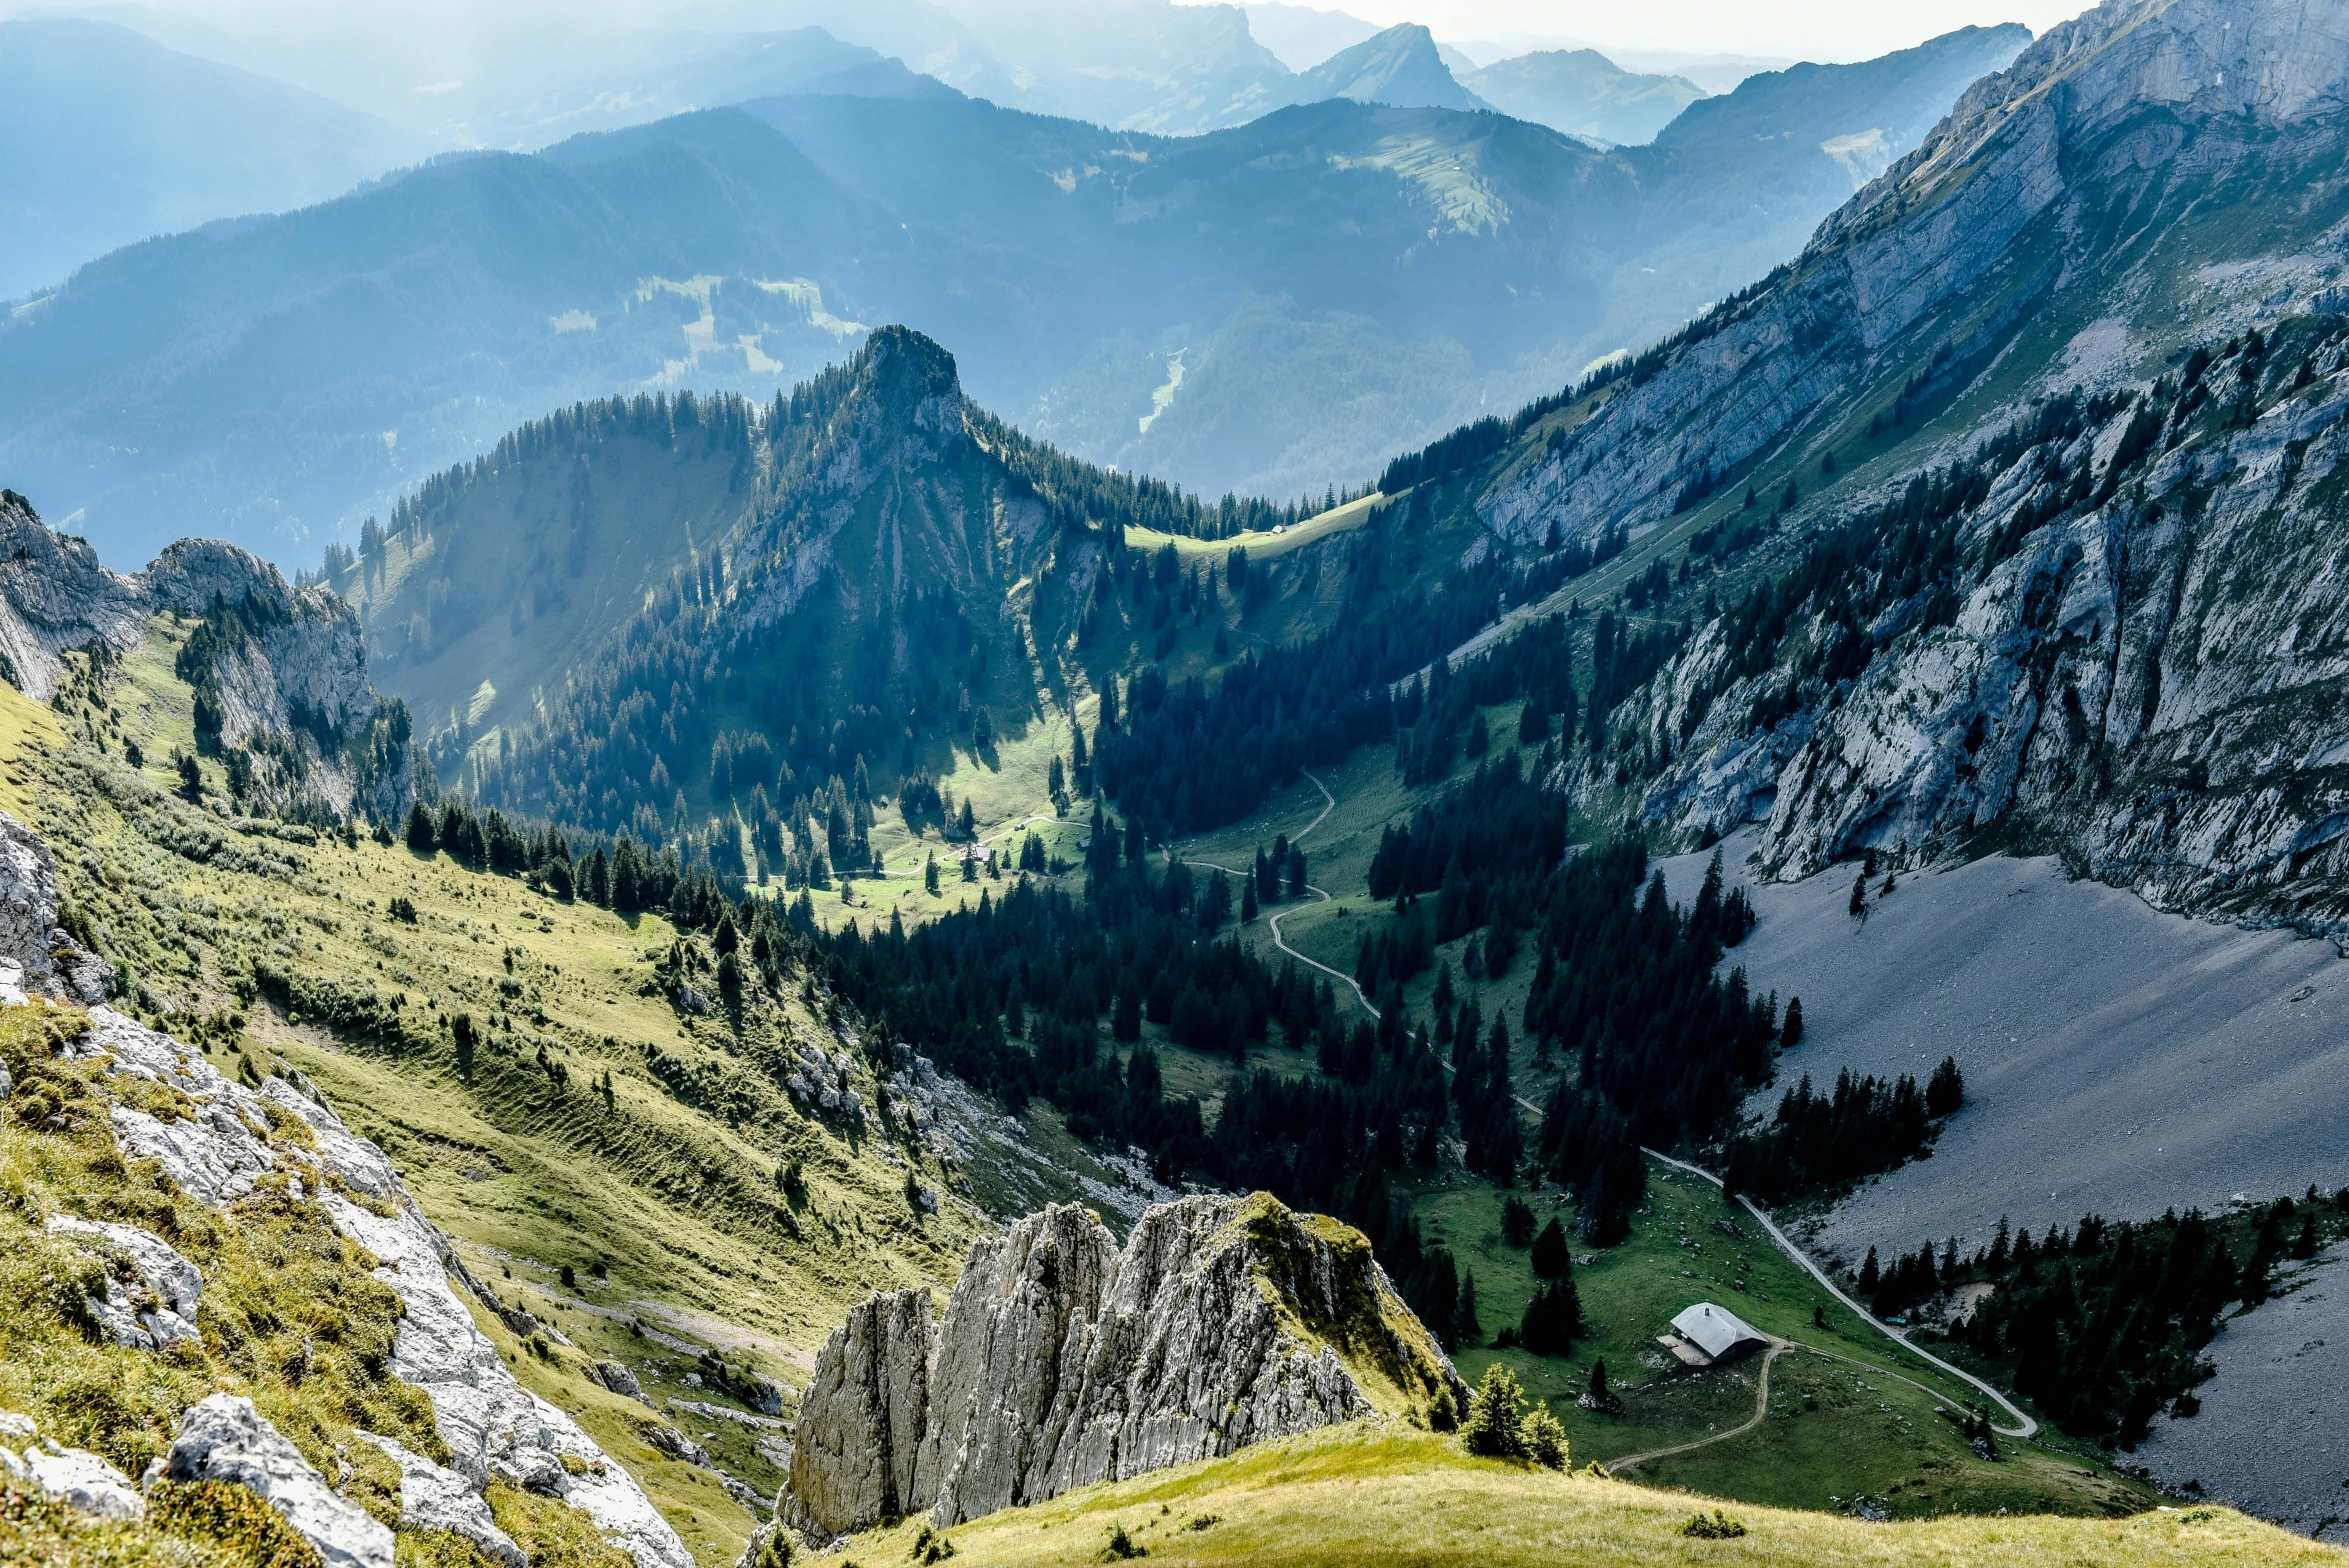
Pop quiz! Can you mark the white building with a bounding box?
[1664,1301,1769,1365]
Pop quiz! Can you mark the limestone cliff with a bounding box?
[778,1194,1465,1541]
[1465,0,2349,921]
[1478,0,2349,554]
[0,492,419,821]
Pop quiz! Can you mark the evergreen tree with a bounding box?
[1531,1217,1570,1280]
[405,801,437,852]
[1461,1364,1528,1459]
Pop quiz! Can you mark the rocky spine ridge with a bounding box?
[775,1193,1465,1542]
[14,877,695,1568]
[0,493,417,820]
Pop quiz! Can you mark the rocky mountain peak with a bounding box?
[852,325,966,444]
[1824,0,2349,252]
[777,1193,1465,1541]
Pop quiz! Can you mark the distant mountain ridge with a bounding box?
[0,24,2030,568]
[0,16,428,300]
[1462,48,1706,145]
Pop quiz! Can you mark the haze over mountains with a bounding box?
[0,14,2025,566]
[11,2,2349,1564]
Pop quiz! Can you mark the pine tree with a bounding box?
[1531,1217,1569,1280]
[1848,871,1868,918]
[1455,1270,1480,1343]
[1241,876,1259,923]
[1461,1364,1527,1459]
[1858,1246,1881,1295]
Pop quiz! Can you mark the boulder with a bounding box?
[4,1438,145,1521]
[781,1194,1465,1539]
[594,1360,653,1405]
[44,1214,202,1349]
[352,1430,525,1568]
[162,1394,393,1568]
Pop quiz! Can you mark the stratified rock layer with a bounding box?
[782,1194,1464,1539]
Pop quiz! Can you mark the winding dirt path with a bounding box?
[1643,1146,2038,1439]
[1604,1339,1788,1474]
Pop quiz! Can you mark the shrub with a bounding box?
[1097,1521,1147,1560]
[1520,1406,1569,1470]
[1682,1510,1747,1539]
[1461,1363,1527,1458]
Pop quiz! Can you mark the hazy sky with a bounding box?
[1301,0,2096,62]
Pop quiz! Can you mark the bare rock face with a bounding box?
[781,1194,1464,1541]
[163,1394,396,1568]
[781,1285,933,1538]
[0,808,112,1005]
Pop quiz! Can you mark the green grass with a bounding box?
[7,630,1022,1565]
[813,1424,2320,1568]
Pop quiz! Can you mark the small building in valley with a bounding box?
[1661,1301,1769,1366]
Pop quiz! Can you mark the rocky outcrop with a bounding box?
[1612,325,2349,921]
[780,1194,1465,1541]
[0,1411,146,1522]
[161,1394,395,1568]
[783,1286,932,1535]
[1477,0,2349,553]
[0,492,418,821]
[43,1214,203,1350]
[351,1430,526,1568]
[0,808,113,1005]
[69,999,693,1568]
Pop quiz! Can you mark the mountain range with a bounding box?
[0,16,429,300]
[0,22,2027,567]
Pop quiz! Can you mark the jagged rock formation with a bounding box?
[69,993,693,1568]
[0,492,419,821]
[1465,0,2349,920]
[780,1194,1465,1541]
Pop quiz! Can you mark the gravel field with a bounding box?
[1658,836,2349,1533]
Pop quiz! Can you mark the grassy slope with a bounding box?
[10,621,1053,1567]
[823,1425,2314,1568]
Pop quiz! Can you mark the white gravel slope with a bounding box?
[1658,836,2349,1533]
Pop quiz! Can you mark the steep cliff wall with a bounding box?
[1477,0,2349,553]
[779,1194,1465,1540]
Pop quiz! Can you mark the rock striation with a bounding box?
[780,1193,1464,1541]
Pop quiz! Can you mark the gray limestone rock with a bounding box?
[163,1394,395,1568]
[594,1360,653,1405]
[351,1430,525,1568]
[44,1214,202,1350]
[782,1286,931,1537]
[781,1194,1464,1540]
[0,809,110,1004]
[6,1439,144,1521]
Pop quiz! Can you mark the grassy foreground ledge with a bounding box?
[822,1425,2330,1568]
